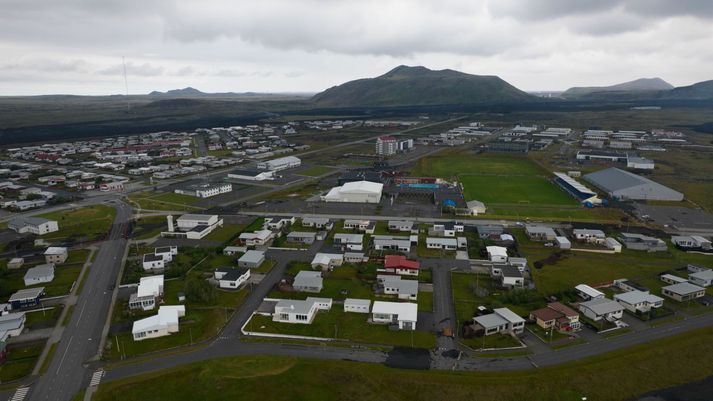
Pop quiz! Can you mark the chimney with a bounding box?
[167,215,174,232]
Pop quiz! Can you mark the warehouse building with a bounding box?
[553,172,600,205]
[583,167,683,201]
[322,180,383,204]
[227,169,275,181]
[257,156,301,171]
[174,182,232,198]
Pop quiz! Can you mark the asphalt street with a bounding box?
[23,201,132,401]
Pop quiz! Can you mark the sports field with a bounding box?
[412,152,546,178]
[459,175,574,205]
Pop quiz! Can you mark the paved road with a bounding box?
[24,201,131,401]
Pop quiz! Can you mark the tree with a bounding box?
[184,277,216,305]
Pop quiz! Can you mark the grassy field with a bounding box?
[297,166,336,177]
[0,249,90,298]
[93,327,713,401]
[0,341,45,382]
[131,216,168,240]
[38,205,116,240]
[247,308,435,348]
[128,191,203,212]
[460,175,574,205]
[412,152,547,178]
[203,224,247,243]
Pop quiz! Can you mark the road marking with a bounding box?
[90,370,105,387]
[10,386,30,401]
[56,336,74,375]
[76,302,87,327]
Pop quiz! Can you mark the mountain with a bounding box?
[561,78,674,99]
[146,88,312,101]
[311,65,536,107]
[659,80,713,100]
[148,87,207,97]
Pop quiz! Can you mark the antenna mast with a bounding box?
[122,56,130,112]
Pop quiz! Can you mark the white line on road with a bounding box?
[10,386,30,401]
[55,336,74,375]
[76,302,87,327]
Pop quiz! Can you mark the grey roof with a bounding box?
[216,267,249,282]
[9,287,45,302]
[334,233,364,243]
[500,265,523,278]
[344,298,371,307]
[573,229,605,236]
[381,276,418,294]
[8,216,53,228]
[287,231,316,239]
[229,168,265,176]
[24,264,54,281]
[580,298,624,315]
[526,225,556,236]
[690,269,713,281]
[275,297,329,315]
[293,270,323,289]
[0,312,25,333]
[614,291,663,305]
[238,250,265,264]
[583,168,683,201]
[474,313,508,329]
[663,282,706,295]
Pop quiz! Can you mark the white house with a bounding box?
[333,233,364,251]
[343,219,373,232]
[661,282,706,302]
[372,235,411,253]
[142,253,166,272]
[239,230,274,246]
[163,214,223,239]
[301,217,333,230]
[263,216,296,231]
[44,247,68,264]
[129,275,164,311]
[154,246,178,262]
[310,253,344,271]
[0,312,26,342]
[344,252,369,264]
[525,225,557,241]
[132,305,186,341]
[23,264,55,286]
[344,298,371,314]
[214,267,250,289]
[573,229,606,244]
[671,235,712,251]
[388,220,417,233]
[578,298,624,321]
[272,297,332,324]
[473,307,525,336]
[293,270,323,293]
[431,221,464,237]
[223,246,246,256]
[426,237,458,250]
[322,181,383,204]
[575,284,605,301]
[378,275,418,300]
[371,301,418,330]
[238,250,265,268]
[689,269,713,287]
[614,291,664,313]
[486,246,508,263]
[7,217,59,236]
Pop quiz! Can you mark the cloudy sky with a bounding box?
[1,0,712,95]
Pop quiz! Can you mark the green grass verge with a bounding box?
[38,205,116,240]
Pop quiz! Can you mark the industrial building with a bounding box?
[322,180,383,204]
[174,182,232,198]
[375,136,413,156]
[7,217,59,235]
[583,168,683,201]
[552,172,600,205]
[257,156,301,171]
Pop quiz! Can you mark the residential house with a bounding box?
[661,282,706,302]
[689,269,713,287]
[473,308,526,336]
[476,225,504,239]
[344,298,371,314]
[378,275,418,300]
[263,216,295,231]
[618,233,667,252]
[293,271,323,293]
[7,258,24,269]
[575,284,605,301]
[671,235,712,251]
[491,265,524,289]
[223,246,245,256]
[431,221,464,237]
[383,255,420,276]
[573,229,606,244]
[238,250,265,268]
[301,217,333,230]
[529,302,581,332]
[129,275,164,311]
[388,220,417,234]
[578,298,624,321]
[7,217,59,236]
[214,267,250,289]
[286,231,317,245]
[132,305,186,341]
[343,219,375,233]
[23,264,55,286]
[8,288,44,310]
[660,274,688,285]
[154,246,178,262]
[44,247,68,264]
[0,312,26,342]
[344,252,369,264]
[371,301,418,330]
[238,230,274,246]
[310,253,344,271]
[372,235,412,253]
[273,297,332,324]
[333,233,364,251]
[142,254,166,272]
[486,246,508,263]
[426,237,458,250]
[525,225,557,241]
[614,291,664,313]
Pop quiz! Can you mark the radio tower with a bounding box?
[122,56,131,113]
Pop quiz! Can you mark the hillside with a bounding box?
[561,78,673,99]
[311,65,536,107]
[660,80,713,100]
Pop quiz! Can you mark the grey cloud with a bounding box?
[99,62,165,77]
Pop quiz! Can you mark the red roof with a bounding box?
[378,135,397,141]
[384,255,420,270]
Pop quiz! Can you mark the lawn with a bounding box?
[92,328,713,401]
[0,341,45,382]
[0,249,89,298]
[412,152,547,178]
[246,308,435,348]
[38,205,116,240]
[297,166,335,177]
[460,334,522,350]
[460,175,574,206]
[131,216,168,240]
[203,224,247,243]
[417,292,433,312]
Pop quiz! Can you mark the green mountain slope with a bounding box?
[561,78,673,99]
